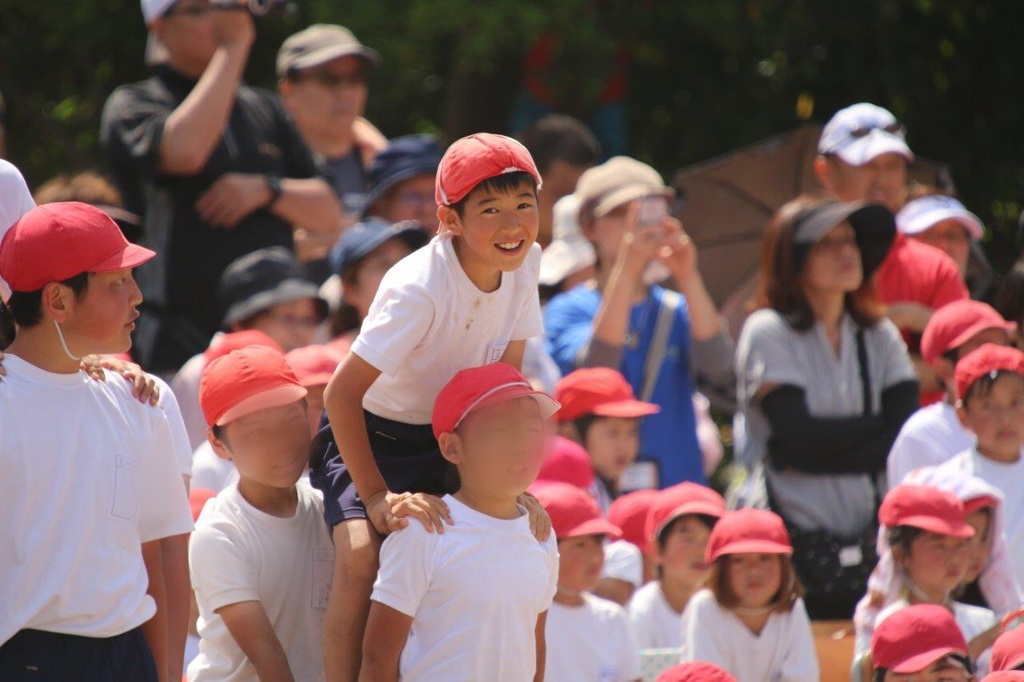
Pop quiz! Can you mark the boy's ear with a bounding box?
[438,432,463,466]
[41,282,73,323]
[812,155,834,193]
[208,428,233,462]
[956,403,972,431]
[437,205,463,236]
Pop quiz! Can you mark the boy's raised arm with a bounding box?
[359,602,413,682]
[218,601,296,682]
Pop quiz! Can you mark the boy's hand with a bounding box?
[366,491,452,535]
[518,492,552,542]
[81,355,161,405]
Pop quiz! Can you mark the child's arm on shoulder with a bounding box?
[324,353,450,535]
[533,611,547,682]
[499,340,527,372]
[218,601,296,682]
[359,602,412,682]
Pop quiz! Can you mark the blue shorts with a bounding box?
[0,627,157,682]
[310,410,457,528]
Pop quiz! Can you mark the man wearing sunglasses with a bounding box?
[815,103,967,404]
[100,0,343,374]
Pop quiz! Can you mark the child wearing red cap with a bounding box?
[629,483,725,651]
[596,489,661,606]
[854,484,998,676]
[534,482,642,682]
[0,202,193,681]
[933,344,1024,589]
[361,363,560,681]
[888,300,1015,485]
[657,662,736,682]
[315,132,546,680]
[188,346,334,682]
[871,603,975,681]
[554,367,661,512]
[679,509,818,681]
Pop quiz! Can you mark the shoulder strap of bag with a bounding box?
[640,290,681,403]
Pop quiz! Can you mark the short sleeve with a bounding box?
[155,375,193,477]
[137,404,193,543]
[511,245,544,341]
[736,310,806,403]
[544,289,600,374]
[541,536,559,611]
[100,85,171,178]
[188,522,260,612]
[781,600,820,682]
[872,318,917,388]
[350,282,437,378]
[370,525,437,618]
[601,540,643,588]
[887,427,945,486]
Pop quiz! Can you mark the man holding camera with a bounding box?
[101,0,342,373]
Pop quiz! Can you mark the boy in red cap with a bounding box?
[629,483,725,651]
[656,662,736,682]
[991,623,1024,673]
[316,132,549,680]
[554,366,660,511]
[871,603,974,681]
[679,508,818,681]
[0,202,193,681]
[932,344,1024,589]
[889,300,1015,484]
[361,363,560,681]
[597,489,660,606]
[189,345,334,682]
[534,482,641,682]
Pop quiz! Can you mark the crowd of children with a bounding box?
[6,98,1024,682]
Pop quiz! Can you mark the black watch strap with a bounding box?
[265,174,283,208]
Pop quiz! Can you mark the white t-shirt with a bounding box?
[155,374,193,477]
[353,236,544,424]
[0,159,35,299]
[877,599,997,676]
[679,590,819,682]
[887,402,973,485]
[0,356,193,644]
[371,495,558,682]
[171,351,210,451]
[545,594,641,682]
[187,481,334,682]
[602,540,643,589]
[935,448,1024,588]
[191,441,238,493]
[628,582,683,650]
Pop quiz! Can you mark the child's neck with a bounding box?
[6,325,85,374]
[452,238,502,293]
[976,441,1022,464]
[453,486,521,520]
[554,585,586,607]
[237,478,299,518]
[732,605,772,637]
[659,575,700,614]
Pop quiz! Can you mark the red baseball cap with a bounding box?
[705,509,792,563]
[532,482,622,540]
[554,368,661,422]
[871,604,968,673]
[536,436,595,490]
[607,489,661,550]
[983,672,1024,681]
[645,482,726,552]
[0,201,155,292]
[955,343,1024,402]
[285,344,344,388]
[657,662,737,682]
[921,300,1014,365]
[200,345,308,427]
[189,487,217,523]
[879,484,975,539]
[431,363,560,439]
[992,625,1024,672]
[434,133,542,207]
[203,330,283,363]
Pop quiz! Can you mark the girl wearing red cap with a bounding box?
[679,509,818,682]
[853,484,999,677]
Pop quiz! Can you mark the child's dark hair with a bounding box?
[573,414,599,444]
[960,370,1024,406]
[707,554,803,613]
[656,513,718,551]
[5,272,91,329]
[886,524,925,557]
[450,171,537,218]
[515,114,602,175]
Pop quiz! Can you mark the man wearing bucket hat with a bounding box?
[101,1,342,373]
[361,135,444,230]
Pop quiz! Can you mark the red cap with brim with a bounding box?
[434,133,542,207]
[955,344,1024,402]
[920,300,1015,365]
[991,624,1024,672]
[608,489,661,550]
[982,672,1024,681]
[432,363,559,439]
[645,482,726,552]
[657,662,737,682]
[872,604,968,673]
[706,509,792,563]
[532,482,623,540]
[200,346,308,427]
[555,367,661,422]
[880,484,976,539]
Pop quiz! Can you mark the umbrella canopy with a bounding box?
[669,123,950,334]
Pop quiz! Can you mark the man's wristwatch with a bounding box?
[264,174,283,209]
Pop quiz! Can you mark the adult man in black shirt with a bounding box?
[101,0,342,372]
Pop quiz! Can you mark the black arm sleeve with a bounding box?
[761,380,919,475]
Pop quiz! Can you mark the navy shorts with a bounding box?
[0,627,157,682]
[310,410,457,527]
